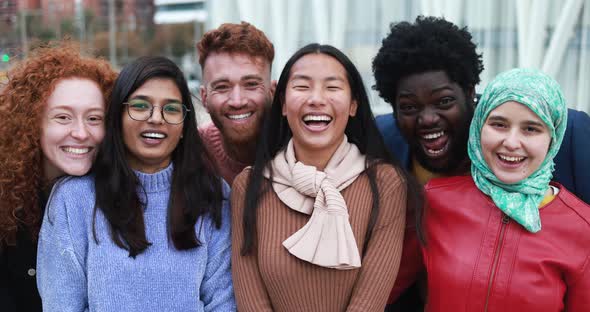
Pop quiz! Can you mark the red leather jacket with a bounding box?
[422,176,590,311]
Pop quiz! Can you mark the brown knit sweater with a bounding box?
[231,164,407,312]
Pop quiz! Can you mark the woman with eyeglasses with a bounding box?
[37,56,235,311]
[0,43,116,312]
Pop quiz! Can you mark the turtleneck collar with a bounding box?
[134,163,174,193]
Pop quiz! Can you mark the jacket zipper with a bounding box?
[483,213,510,312]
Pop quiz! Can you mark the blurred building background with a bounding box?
[1,0,589,114]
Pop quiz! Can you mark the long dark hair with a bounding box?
[93,56,223,257]
[241,44,421,255]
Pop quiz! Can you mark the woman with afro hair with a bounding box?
[372,16,484,311]
[0,42,117,312]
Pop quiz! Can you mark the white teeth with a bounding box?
[499,154,525,162]
[142,132,166,139]
[62,147,90,154]
[427,148,444,155]
[303,115,332,122]
[228,113,252,120]
[422,131,444,140]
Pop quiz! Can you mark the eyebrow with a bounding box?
[523,120,546,127]
[290,74,345,82]
[241,75,264,82]
[210,75,264,85]
[487,115,546,127]
[209,78,230,86]
[397,85,454,98]
[487,115,508,122]
[430,85,454,94]
[47,104,103,112]
[129,95,182,103]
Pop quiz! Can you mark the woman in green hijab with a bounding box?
[420,68,590,311]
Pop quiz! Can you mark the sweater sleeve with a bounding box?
[347,168,407,312]
[200,181,237,312]
[565,254,590,310]
[36,181,89,312]
[230,172,274,311]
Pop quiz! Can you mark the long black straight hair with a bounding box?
[241,43,422,255]
[93,56,223,258]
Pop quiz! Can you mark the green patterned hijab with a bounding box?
[468,68,567,233]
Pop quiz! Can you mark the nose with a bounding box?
[147,106,165,124]
[307,88,326,106]
[503,129,522,150]
[417,107,440,127]
[227,85,247,109]
[71,120,89,140]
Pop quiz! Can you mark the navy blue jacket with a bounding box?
[376,108,590,204]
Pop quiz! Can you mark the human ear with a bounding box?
[349,100,358,117]
[199,85,209,113]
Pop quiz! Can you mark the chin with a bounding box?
[493,174,525,185]
[64,167,92,177]
[226,131,257,145]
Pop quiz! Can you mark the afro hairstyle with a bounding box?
[372,15,484,108]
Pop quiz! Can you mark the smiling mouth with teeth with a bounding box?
[62,147,91,155]
[142,132,167,139]
[302,114,333,126]
[419,130,449,157]
[498,154,526,163]
[422,131,444,140]
[227,112,253,120]
[426,147,446,155]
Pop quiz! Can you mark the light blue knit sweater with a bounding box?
[37,164,236,312]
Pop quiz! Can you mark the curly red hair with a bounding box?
[0,42,117,246]
[197,21,274,68]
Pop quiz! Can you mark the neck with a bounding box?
[43,157,63,185]
[293,144,338,171]
[445,157,471,177]
[223,138,257,165]
[127,157,171,174]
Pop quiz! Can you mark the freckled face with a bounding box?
[41,78,105,181]
[282,53,357,165]
[481,101,551,184]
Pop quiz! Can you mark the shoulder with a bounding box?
[553,183,590,226]
[424,175,474,191]
[565,108,590,135]
[372,163,402,183]
[44,175,95,227]
[367,163,405,196]
[374,114,402,143]
[375,113,396,132]
[567,108,590,123]
[198,122,220,141]
[423,176,480,204]
[50,175,95,203]
[232,167,252,193]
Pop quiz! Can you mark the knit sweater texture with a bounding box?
[231,164,406,312]
[199,123,248,185]
[37,164,236,312]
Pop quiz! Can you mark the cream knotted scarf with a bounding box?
[264,136,367,269]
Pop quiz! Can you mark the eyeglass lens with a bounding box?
[127,99,186,124]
